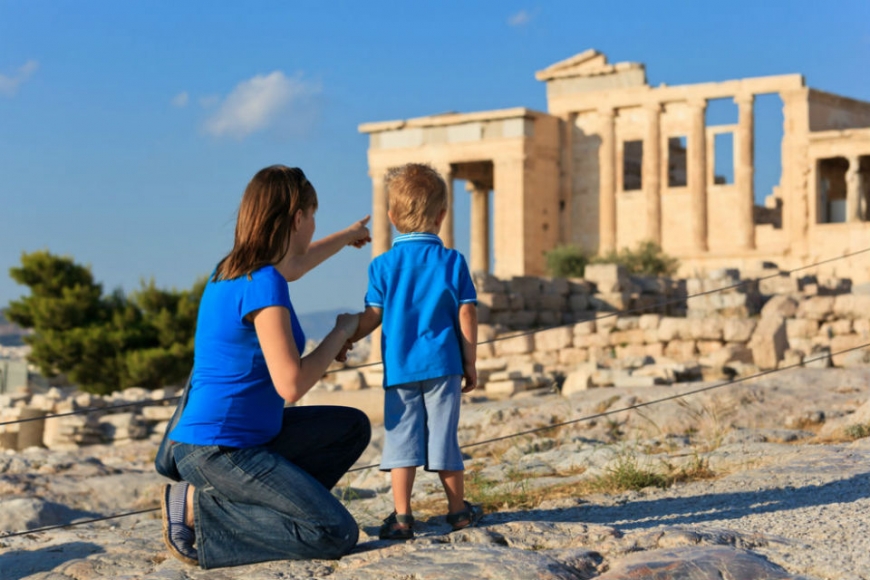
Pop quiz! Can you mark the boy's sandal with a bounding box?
[161,482,199,566]
[446,500,483,532]
[378,511,415,540]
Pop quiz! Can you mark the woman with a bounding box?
[160,165,372,568]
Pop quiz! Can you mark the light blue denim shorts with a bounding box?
[380,375,464,472]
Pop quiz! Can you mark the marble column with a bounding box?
[467,181,490,273]
[598,108,617,253]
[371,170,391,257]
[846,155,861,222]
[735,94,756,249]
[688,99,708,252]
[435,163,455,248]
[643,103,662,245]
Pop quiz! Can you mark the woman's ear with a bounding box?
[293,208,303,230]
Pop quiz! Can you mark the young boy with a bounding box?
[343,163,482,540]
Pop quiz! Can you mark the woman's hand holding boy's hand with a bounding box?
[335,313,360,340]
[344,215,372,248]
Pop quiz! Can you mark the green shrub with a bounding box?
[545,245,589,278]
[7,250,204,394]
[545,241,679,279]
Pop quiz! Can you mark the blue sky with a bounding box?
[1,0,868,315]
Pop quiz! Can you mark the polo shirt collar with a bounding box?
[392,232,443,246]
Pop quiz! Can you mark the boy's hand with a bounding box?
[336,340,353,362]
[461,362,477,393]
[345,215,372,248]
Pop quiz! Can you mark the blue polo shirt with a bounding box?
[365,232,477,387]
[170,264,305,447]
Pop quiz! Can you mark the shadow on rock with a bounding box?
[0,541,105,580]
[493,470,870,532]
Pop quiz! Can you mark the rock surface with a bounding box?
[2,368,870,579]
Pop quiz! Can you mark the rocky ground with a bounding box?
[2,367,870,579]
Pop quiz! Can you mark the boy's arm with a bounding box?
[336,306,383,362]
[279,216,371,282]
[458,303,478,393]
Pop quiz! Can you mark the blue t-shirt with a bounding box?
[170,264,305,447]
[365,232,477,387]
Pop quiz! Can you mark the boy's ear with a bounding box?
[387,210,398,227]
[435,208,447,228]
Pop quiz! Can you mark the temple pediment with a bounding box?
[535,49,645,82]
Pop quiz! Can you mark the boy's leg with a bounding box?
[420,375,466,512]
[438,470,465,514]
[381,383,427,518]
[391,466,417,516]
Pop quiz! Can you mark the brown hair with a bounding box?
[386,163,447,233]
[214,165,318,281]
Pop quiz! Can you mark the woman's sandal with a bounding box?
[161,482,199,565]
[378,511,415,540]
[446,500,483,532]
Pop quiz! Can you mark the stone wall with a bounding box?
[2,265,869,450]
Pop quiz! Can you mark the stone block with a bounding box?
[558,348,589,365]
[644,343,665,358]
[529,294,567,311]
[699,343,753,368]
[778,349,804,369]
[786,318,819,340]
[569,294,589,311]
[689,317,724,341]
[761,295,799,319]
[833,294,870,319]
[508,293,525,310]
[531,350,560,367]
[723,318,757,343]
[759,275,800,296]
[855,319,870,338]
[595,313,618,333]
[541,277,570,296]
[485,379,530,398]
[478,357,508,372]
[561,363,596,396]
[568,278,594,294]
[590,292,630,311]
[613,375,664,388]
[574,333,609,349]
[573,319,596,336]
[477,292,510,310]
[609,329,646,346]
[663,340,698,361]
[748,315,788,370]
[614,344,647,360]
[533,327,573,352]
[696,340,725,355]
[494,333,535,356]
[535,311,562,327]
[638,314,661,330]
[615,316,640,331]
[509,276,542,295]
[796,296,834,321]
[472,272,505,293]
[831,334,870,367]
[584,263,628,293]
[825,319,853,336]
[804,347,831,369]
[657,317,690,342]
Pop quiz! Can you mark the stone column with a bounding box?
[846,155,861,222]
[688,99,708,252]
[643,103,662,245]
[598,108,617,253]
[371,170,391,257]
[435,163,455,248]
[735,94,756,249]
[560,113,577,245]
[467,181,490,273]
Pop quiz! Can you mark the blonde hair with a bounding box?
[386,163,447,233]
[214,165,318,281]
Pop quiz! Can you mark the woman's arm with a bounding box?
[336,306,383,362]
[279,216,371,282]
[253,306,359,403]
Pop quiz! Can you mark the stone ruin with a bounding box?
[3,263,866,451]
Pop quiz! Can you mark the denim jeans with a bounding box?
[172,405,371,569]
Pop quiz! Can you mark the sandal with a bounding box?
[378,511,414,540]
[161,482,199,565]
[446,500,483,531]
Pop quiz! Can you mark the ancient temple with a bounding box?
[359,50,870,281]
